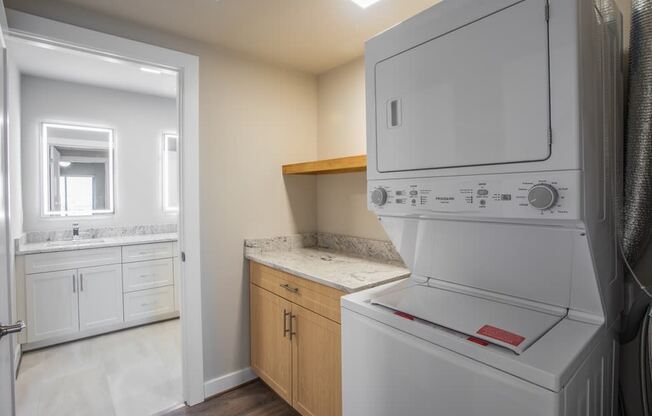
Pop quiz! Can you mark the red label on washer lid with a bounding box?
[477,325,525,347]
[467,337,489,346]
[394,311,414,321]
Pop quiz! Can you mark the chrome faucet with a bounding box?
[72,223,80,241]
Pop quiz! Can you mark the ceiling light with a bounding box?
[350,0,381,8]
[59,161,71,168]
[140,67,162,74]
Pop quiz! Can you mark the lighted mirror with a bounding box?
[42,123,114,216]
[163,133,179,213]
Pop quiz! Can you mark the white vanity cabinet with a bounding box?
[78,264,124,331]
[18,239,179,350]
[26,269,79,342]
[121,242,177,322]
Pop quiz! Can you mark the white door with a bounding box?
[374,0,550,173]
[0,4,19,414]
[78,264,124,331]
[25,270,79,342]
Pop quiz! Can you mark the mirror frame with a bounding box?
[162,132,179,213]
[41,122,115,217]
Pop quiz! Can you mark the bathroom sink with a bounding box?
[46,239,105,247]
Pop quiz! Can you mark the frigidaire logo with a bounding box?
[435,197,454,201]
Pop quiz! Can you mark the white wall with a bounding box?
[20,75,178,232]
[316,57,387,241]
[5,1,319,387]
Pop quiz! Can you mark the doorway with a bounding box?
[1,9,204,415]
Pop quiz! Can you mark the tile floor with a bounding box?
[16,319,183,416]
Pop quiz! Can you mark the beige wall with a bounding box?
[5,0,319,384]
[316,58,388,241]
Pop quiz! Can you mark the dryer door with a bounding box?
[375,0,550,173]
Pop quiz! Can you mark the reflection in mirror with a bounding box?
[42,123,114,216]
[163,133,179,213]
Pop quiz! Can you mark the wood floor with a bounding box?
[167,380,299,416]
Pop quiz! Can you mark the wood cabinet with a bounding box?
[250,284,293,402]
[250,261,344,416]
[292,303,342,416]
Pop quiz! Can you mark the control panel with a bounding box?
[368,172,582,220]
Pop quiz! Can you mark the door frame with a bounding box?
[4,9,205,405]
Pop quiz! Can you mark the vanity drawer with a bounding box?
[122,259,173,292]
[124,286,174,321]
[25,247,122,275]
[249,262,345,323]
[122,242,173,263]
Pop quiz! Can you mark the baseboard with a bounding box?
[14,343,21,379]
[204,367,257,398]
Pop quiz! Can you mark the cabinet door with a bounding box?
[26,270,79,342]
[250,284,293,403]
[292,303,342,416]
[78,264,124,331]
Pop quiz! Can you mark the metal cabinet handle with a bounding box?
[0,321,25,340]
[283,309,290,337]
[80,274,84,292]
[72,274,76,293]
[290,314,297,340]
[280,283,299,294]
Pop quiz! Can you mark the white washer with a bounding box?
[342,0,625,414]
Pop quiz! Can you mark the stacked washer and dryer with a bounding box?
[341,0,624,415]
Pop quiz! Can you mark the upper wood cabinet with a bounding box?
[249,261,344,416]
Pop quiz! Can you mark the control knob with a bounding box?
[527,184,558,210]
[371,188,388,206]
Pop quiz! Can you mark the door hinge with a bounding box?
[545,3,550,21]
[181,251,186,262]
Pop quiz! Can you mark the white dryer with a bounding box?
[341,0,624,415]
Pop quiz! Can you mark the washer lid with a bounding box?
[371,284,566,354]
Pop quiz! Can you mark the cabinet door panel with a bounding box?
[250,284,293,403]
[292,304,341,416]
[79,264,124,331]
[26,270,79,342]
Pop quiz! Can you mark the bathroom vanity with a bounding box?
[14,234,180,350]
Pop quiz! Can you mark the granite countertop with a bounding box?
[17,233,178,255]
[246,247,410,293]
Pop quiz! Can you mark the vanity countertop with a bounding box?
[246,248,410,293]
[16,233,178,255]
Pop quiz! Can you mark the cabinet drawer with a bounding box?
[25,247,122,275]
[250,262,345,323]
[122,259,173,293]
[122,242,173,263]
[124,286,174,321]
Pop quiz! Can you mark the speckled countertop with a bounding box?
[17,233,178,255]
[246,247,410,293]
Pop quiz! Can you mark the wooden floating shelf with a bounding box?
[282,155,367,175]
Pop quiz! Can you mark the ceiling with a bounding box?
[8,37,178,98]
[10,0,441,74]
